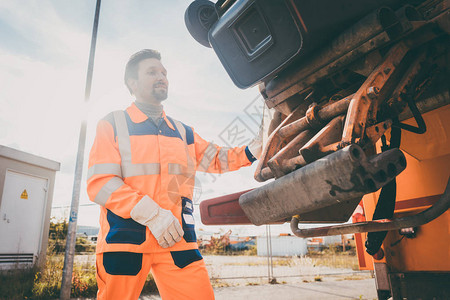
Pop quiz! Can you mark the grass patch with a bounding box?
[337,275,370,281]
[223,258,293,267]
[0,254,157,299]
[0,267,36,299]
[211,279,233,288]
[307,251,359,270]
[142,273,158,295]
[30,254,97,299]
[200,245,257,256]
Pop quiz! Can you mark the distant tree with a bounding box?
[47,219,95,253]
[75,235,95,253]
[48,218,68,253]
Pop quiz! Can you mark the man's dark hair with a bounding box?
[124,49,161,94]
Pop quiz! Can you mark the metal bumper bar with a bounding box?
[290,178,450,237]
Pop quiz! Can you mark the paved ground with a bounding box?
[138,255,377,300]
[74,254,377,299]
[139,278,377,300]
[214,279,377,300]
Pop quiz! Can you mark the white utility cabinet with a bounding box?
[0,146,60,270]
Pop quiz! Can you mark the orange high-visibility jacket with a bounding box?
[87,103,256,253]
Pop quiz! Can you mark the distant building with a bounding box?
[77,225,99,243]
[77,225,99,236]
[257,235,308,256]
[0,145,60,270]
[307,235,353,251]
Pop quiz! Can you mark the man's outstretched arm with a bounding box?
[193,121,263,174]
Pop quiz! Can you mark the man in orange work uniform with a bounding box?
[87,49,263,300]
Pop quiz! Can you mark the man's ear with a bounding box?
[127,77,138,94]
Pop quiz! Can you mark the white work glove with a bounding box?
[247,117,264,160]
[130,195,184,248]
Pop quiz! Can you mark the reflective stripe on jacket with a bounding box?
[87,103,256,253]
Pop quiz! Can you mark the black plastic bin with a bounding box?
[208,0,402,89]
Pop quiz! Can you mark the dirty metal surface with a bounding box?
[240,145,407,225]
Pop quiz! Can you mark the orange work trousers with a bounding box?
[96,251,214,300]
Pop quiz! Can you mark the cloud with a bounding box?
[0,0,93,63]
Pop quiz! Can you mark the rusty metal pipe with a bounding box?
[267,129,315,178]
[300,115,345,163]
[283,155,307,174]
[259,167,274,181]
[398,89,450,121]
[395,5,423,33]
[279,96,351,138]
[255,102,311,182]
[291,177,450,237]
[277,114,308,138]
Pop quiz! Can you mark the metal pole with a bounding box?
[60,0,101,299]
[268,225,275,283]
[266,225,271,282]
[265,224,275,283]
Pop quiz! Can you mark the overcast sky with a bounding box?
[0,0,294,236]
